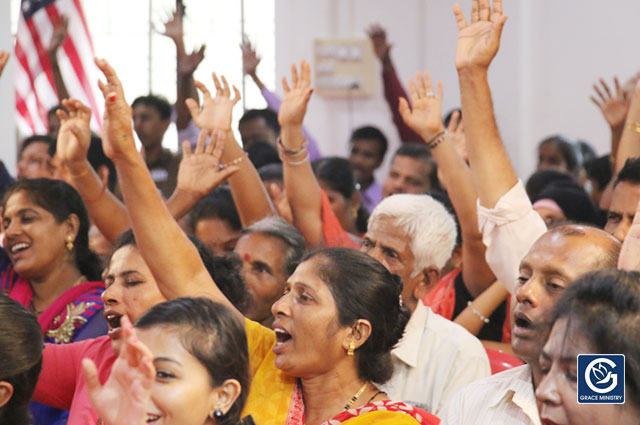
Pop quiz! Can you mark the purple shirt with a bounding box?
[361,179,383,214]
[261,88,322,160]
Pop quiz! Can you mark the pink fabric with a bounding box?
[532,198,563,214]
[33,336,116,425]
[421,268,462,320]
[8,279,105,336]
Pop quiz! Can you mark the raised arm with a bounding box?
[186,73,276,226]
[590,77,628,170]
[454,0,511,209]
[366,24,422,143]
[159,5,203,131]
[614,80,640,174]
[278,61,326,247]
[95,58,240,315]
[55,98,130,241]
[48,16,71,102]
[398,71,495,296]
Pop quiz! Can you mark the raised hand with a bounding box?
[176,129,242,199]
[186,73,240,131]
[398,71,445,141]
[158,4,184,43]
[56,99,92,166]
[49,16,69,54]
[178,45,205,76]
[241,37,261,76]
[82,317,154,425]
[590,77,628,130]
[278,60,313,130]
[454,0,507,71]
[0,51,9,77]
[95,57,136,161]
[366,23,392,63]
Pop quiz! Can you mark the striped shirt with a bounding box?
[440,364,541,425]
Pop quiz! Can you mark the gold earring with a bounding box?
[65,236,74,251]
[347,340,355,356]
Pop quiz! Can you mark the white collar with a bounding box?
[488,365,540,422]
[391,302,429,368]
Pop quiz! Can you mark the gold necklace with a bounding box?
[344,382,369,411]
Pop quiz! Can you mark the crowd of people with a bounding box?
[1,1,640,424]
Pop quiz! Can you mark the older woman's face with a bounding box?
[102,245,167,343]
[536,318,640,425]
[270,256,352,378]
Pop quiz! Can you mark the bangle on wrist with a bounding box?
[467,301,490,324]
[277,137,307,156]
[280,152,309,166]
[426,130,447,150]
[627,121,640,134]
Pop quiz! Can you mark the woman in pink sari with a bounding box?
[1,178,106,424]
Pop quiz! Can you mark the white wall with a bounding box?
[0,0,16,175]
[275,0,640,180]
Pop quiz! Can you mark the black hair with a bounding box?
[20,135,55,157]
[112,230,247,310]
[584,154,613,191]
[135,297,249,425]
[131,95,172,121]
[349,126,388,161]
[47,104,65,121]
[552,269,640,406]
[187,187,242,235]
[304,248,411,384]
[312,157,369,233]
[0,294,43,425]
[538,135,580,174]
[577,140,597,164]
[525,169,574,200]
[245,141,281,170]
[532,180,600,226]
[614,157,640,187]
[239,109,280,135]
[393,144,441,192]
[3,179,102,281]
[257,163,283,184]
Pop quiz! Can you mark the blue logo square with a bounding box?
[577,354,625,404]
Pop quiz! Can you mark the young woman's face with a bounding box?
[102,245,167,342]
[536,318,640,425]
[271,256,352,379]
[2,191,74,280]
[136,326,225,425]
[319,181,356,233]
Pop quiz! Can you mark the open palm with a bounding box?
[186,73,240,131]
[398,71,444,140]
[56,98,92,165]
[454,0,507,70]
[278,60,313,128]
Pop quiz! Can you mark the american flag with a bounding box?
[14,0,103,136]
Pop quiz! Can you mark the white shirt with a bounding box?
[477,180,547,294]
[381,303,491,416]
[440,364,541,425]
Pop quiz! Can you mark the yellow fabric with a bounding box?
[242,318,296,425]
[341,410,422,424]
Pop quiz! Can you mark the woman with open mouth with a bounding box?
[1,178,107,425]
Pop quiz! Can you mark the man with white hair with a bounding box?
[362,193,490,415]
